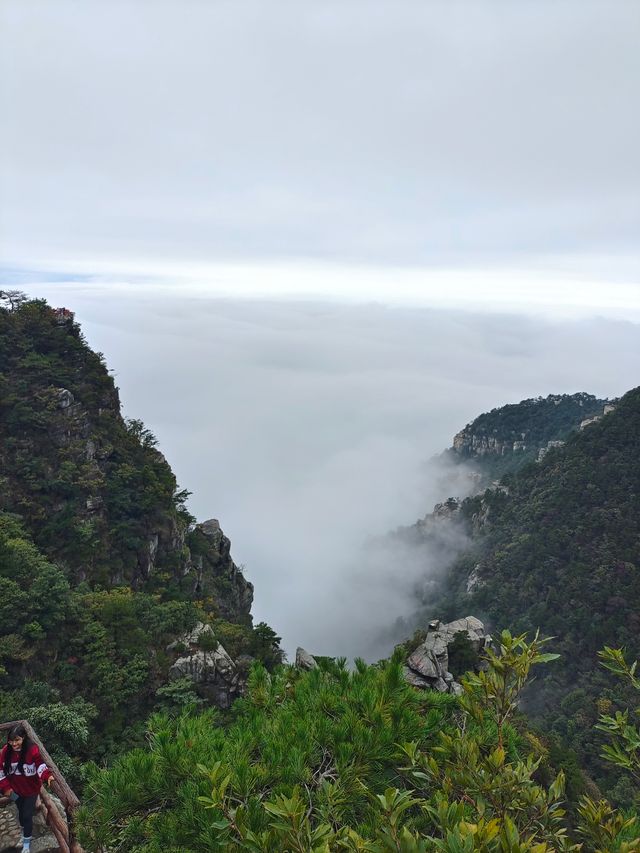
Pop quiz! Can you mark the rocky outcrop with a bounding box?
[404,616,490,695]
[536,439,565,462]
[466,564,484,593]
[168,622,247,709]
[452,430,527,458]
[450,393,608,474]
[186,520,254,624]
[412,498,463,538]
[579,403,617,431]
[295,647,318,670]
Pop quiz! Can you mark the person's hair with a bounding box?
[4,724,32,777]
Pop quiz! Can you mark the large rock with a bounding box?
[295,647,318,670]
[168,623,243,709]
[186,520,254,623]
[439,616,486,652]
[402,667,433,689]
[169,644,236,683]
[404,616,490,696]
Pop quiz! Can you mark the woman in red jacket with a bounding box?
[0,723,55,852]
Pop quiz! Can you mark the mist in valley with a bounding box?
[13,282,640,659]
[3,0,640,658]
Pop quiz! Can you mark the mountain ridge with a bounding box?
[401,387,640,801]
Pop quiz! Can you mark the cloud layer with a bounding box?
[18,282,640,657]
[2,1,639,272]
[3,0,639,655]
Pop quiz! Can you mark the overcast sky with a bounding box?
[2,1,640,656]
[1,0,639,280]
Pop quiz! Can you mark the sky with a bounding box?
[1,1,640,656]
[1,0,639,276]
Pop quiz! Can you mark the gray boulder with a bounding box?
[404,616,489,696]
[295,647,318,670]
[169,644,236,684]
[402,667,433,689]
[167,623,243,710]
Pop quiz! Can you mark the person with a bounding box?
[0,724,55,852]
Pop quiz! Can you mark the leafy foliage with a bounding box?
[448,393,608,479]
[435,388,640,798]
[78,633,640,851]
[0,295,282,776]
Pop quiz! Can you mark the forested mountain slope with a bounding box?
[0,294,250,614]
[435,387,640,800]
[0,293,282,779]
[447,392,609,480]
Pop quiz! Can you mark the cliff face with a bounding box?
[449,392,608,479]
[0,297,252,624]
[188,519,253,622]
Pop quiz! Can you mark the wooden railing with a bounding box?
[0,720,84,853]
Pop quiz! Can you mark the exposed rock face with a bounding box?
[431,499,461,522]
[579,403,617,431]
[579,415,601,430]
[168,622,246,709]
[412,498,464,539]
[450,393,609,476]
[537,439,565,462]
[453,431,527,458]
[295,647,318,670]
[404,616,489,695]
[187,520,254,623]
[466,564,484,593]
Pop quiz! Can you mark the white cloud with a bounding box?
[5,259,640,321]
[15,282,640,656]
[1,1,639,269]
[3,0,640,656]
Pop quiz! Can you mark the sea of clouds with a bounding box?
[18,282,640,659]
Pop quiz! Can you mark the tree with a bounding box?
[0,289,28,311]
[250,621,285,670]
[125,417,159,448]
[573,647,640,851]
[78,634,612,851]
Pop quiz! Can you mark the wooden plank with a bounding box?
[44,817,71,853]
[41,786,70,841]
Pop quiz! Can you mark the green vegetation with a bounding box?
[448,393,607,479]
[78,633,640,851]
[434,387,640,801]
[3,291,639,848]
[0,294,183,582]
[0,510,203,780]
[0,294,282,779]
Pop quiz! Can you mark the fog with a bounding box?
[3,0,640,656]
[17,281,640,658]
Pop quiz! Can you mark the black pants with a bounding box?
[16,794,37,837]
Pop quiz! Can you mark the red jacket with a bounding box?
[0,743,52,797]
